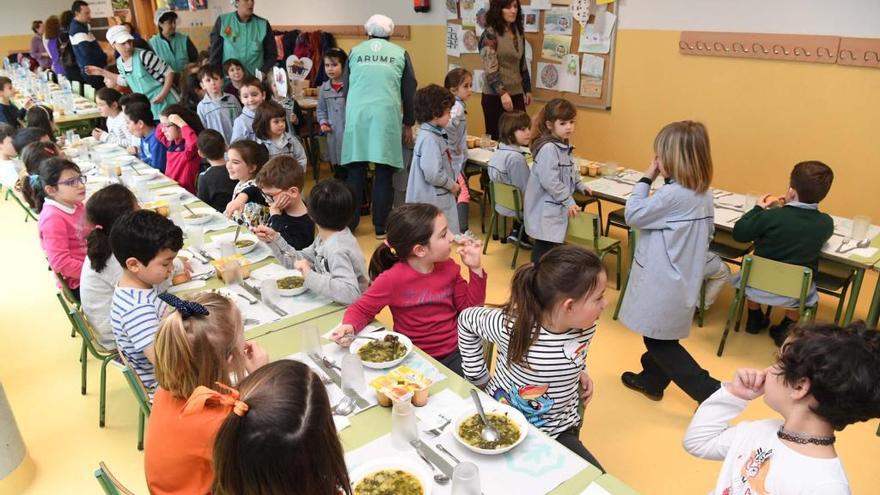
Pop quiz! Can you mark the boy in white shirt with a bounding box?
[92,87,135,147]
[0,123,21,188]
[684,322,880,495]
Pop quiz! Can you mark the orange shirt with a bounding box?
[144,387,229,495]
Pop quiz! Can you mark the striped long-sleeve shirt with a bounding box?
[110,286,168,394]
[457,306,596,438]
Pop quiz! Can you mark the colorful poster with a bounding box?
[570,0,592,29]
[446,24,462,57]
[578,10,616,54]
[461,28,480,54]
[472,69,486,93]
[558,54,580,93]
[474,0,489,35]
[537,63,561,90]
[446,0,459,20]
[522,6,540,33]
[544,6,574,35]
[541,34,572,62]
[580,76,602,98]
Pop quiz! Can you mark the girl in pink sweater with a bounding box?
[156,105,204,194]
[330,203,487,377]
[27,158,88,298]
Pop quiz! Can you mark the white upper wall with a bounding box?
[617,0,880,37]
[0,0,72,36]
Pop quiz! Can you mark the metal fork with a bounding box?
[426,414,452,436]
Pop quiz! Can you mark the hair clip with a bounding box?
[159,293,210,319]
[29,174,40,188]
[383,238,397,256]
[183,382,249,417]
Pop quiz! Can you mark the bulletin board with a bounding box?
[445,0,618,111]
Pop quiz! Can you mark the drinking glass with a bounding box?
[301,323,322,358]
[851,215,871,241]
[451,462,481,495]
[220,240,236,258]
[260,277,280,306]
[479,134,491,149]
[186,226,204,250]
[341,353,366,397]
[390,400,418,450]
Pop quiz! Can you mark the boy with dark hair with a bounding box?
[732,161,835,344]
[196,129,236,212]
[0,76,31,129]
[254,179,368,304]
[119,92,150,110]
[230,154,314,250]
[125,102,168,172]
[12,127,51,155]
[69,0,107,88]
[109,210,184,394]
[685,321,880,495]
[196,64,241,143]
[406,84,460,234]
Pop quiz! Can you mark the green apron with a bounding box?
[117,48,178,120]
[341,39,406,168]
[148,33,189,74]
[219,13,267,76]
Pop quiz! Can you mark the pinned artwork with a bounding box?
[285,55,312,81]
[273,67,288,98]
[537,62,561,90]
[581,54,605,79]
[474,0,489,35]
[544,7,574,36]
[570,0,592,29]
[578,10,616,54]
[460,0,477,27]
[558,54,580,93]
[472,69,486,93]
[447,23,463,57]
[522,6,540,33]
[462,28,480,54]
[446,0,458,20]
[531,0,552,9]
[541,34,572,62]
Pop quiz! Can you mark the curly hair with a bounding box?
[414,84,454,124]
[778,321,880,430]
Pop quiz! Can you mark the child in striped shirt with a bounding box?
[458,245,607,469]
[110,210,184,395]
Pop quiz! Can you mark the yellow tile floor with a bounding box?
[1,187,878,494]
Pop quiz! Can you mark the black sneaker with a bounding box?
[745,308,769,334]
[621,372,663,401]
[769,317,795,347]
[518,237,533,250]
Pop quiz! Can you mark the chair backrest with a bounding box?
[120,358,152,417]
[71,308,114,355]
[490,182,523,220]
[84,84,95,101]
[54,271,81,310]
[566,212,602,251]
[72,80,82,95]
[742,255,813,301]
[94,461,136,495]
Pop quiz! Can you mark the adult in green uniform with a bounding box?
[341,15,417,237]
[148,9,197,74]
[208,0,277,76]
[86,25,178,120]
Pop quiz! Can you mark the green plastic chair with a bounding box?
[718,255,815,356]
[5,187,38,222]
[566,212,622,289]
[54,272,80,337]
[70,309,119,427]
[612,229,708,327]
[83,83,95,101]
[815,259,857,325]
[120,358,152,451]
[593,473,641,494]
[72,80,82,96]
[94,461,136,495]
[482,182,525,268]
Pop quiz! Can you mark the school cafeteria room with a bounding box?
[0,0,878,494]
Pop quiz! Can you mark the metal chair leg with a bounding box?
[80,341,88,395]
[717,289,742,356]
[482,211,497,255]
[511,221,524,269]
[99,355,112,427]
[137,410,145,451]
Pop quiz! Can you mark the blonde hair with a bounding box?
[653,120,713,193]
[155,293,247,398]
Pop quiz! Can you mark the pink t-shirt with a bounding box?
[38,199,87,289]
[343,259,487,359]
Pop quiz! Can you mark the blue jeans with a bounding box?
[344,162,395,233]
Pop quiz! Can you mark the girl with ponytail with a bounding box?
[330,203,487,376]
[79,184,138,348]
[146,292,268,495]
[458,244,607,469]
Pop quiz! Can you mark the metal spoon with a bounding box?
[469,389,499,444]
[410,440,450,484]
[183,203,197,216]
[835,238,851,253]
[332,396,356,416]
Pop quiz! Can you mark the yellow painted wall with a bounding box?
[464,29,880,219]
[0,35,34,59]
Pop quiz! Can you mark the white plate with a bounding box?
[234,234,259,254]
[183,208,215,225]
[94,143,122,154]
[452,401,529,455]
[155,189,183,201]
[349,457,432,495]
[349,330,413,370]
[272,269,307,296]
